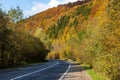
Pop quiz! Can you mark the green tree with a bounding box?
[7,6,23,65]
[0,8,11,68]
[8,6,23,23]
[35,28,51,50]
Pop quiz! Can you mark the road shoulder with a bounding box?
[63,62,92,80]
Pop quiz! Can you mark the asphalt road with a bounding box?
[0,60,71,80]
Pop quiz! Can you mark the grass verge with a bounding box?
[81,64,107,80]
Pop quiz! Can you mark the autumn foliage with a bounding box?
[0,0,120,80]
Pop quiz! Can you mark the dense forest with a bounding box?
[0,6,48,68]
[0,0,120,80]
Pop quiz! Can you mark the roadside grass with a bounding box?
[81,64,107,80]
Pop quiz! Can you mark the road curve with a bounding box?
[0,60,70,80]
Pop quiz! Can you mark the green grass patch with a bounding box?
[81,64,107,80]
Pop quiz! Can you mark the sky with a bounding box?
[0,0,78,17]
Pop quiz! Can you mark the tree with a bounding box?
[8,6,23,23]
[0,8,11,68]
[35,28,51,50]
[7,6,23,65]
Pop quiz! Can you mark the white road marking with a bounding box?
[59,62,71,80]
[18,68,25,70]
[10,61,59,80]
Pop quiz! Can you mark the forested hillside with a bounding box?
[19,0,120,79]
[0,0,120,80]
[17,0,91,34]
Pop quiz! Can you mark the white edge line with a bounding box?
[10,61,59,80]
[59,63,71,80]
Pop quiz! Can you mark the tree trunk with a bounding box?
[1,43,5,68]
[11,52,15,65]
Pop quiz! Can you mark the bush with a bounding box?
[93,53,120,80]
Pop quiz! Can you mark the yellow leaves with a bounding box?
[46,51,57,59]
[95,0,108,16]
[61,26,70,43]
[66,33,71,41]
